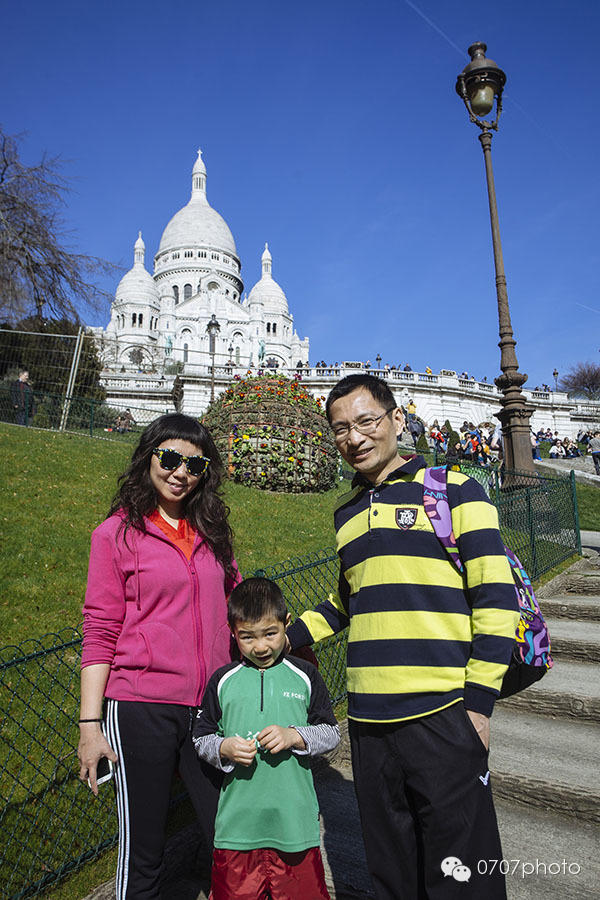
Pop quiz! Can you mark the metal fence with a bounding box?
[0,470,581,898]
[0,386,166,437]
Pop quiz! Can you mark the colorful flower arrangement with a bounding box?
[202,375,337,493]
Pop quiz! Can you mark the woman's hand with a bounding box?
[257,725,306,754]
[220,736,258,767]
[78,724,118,796]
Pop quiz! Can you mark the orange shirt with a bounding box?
[149,509,197,560]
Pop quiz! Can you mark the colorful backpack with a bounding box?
[422,466,553,698]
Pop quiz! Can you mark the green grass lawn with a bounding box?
[0,423,341,647]
[576,482,600,531]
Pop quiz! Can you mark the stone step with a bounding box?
[545,618,600,662]
[540,594,600,621]
[489,706,600,824]
[498,659,600,722]
[496,799,600,900]
[560,572,600,595]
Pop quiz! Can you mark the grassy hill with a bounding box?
[0,424,341,647]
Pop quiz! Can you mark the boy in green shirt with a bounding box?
[193,577,340,900]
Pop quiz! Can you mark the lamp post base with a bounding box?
[495,396,536,477]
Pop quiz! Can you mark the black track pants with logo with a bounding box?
[104,699,222,900]
[349,703,506,900]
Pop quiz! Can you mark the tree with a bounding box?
[559,362,600,400]
[0,126,114,323]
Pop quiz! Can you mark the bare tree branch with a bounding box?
[559,362,600,399]
[0,126,117,323]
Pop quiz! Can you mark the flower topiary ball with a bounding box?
[202,374,338,492]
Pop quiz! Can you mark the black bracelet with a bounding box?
[78,718,103,723]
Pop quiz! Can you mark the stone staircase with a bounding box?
[487,541,600,897]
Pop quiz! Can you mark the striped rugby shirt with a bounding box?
[287,455,520,722]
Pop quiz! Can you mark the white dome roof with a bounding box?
[247,243,289,314]
[157,150,237,256]
[116,232,159,304]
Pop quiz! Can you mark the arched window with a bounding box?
[132,313,136,326]
[138,314,143,327]
[266,323,271,333]
[173,285,179,303]
[184,283,192,300]
[235,346,240,365]
[183,343,189,363]
[272,322,277,334]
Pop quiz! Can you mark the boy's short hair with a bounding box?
[325,374,396,422]
[227,577,287,629]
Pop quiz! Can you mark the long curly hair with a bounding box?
[108,413,235,583]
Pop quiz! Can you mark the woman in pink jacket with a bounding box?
[78,413,239,899]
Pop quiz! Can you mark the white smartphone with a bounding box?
[88,756,115,788]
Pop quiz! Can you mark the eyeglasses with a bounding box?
[332,407,396,440]
[152,448,210,477]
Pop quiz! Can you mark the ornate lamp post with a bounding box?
[228,342,234,366]
[456,43,535,474]
[206,313,221,402]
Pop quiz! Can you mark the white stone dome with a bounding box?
[116,232,159,304]
[157,150,237,256]
[247,243,289,314]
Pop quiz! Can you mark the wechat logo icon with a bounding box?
[441,856,471,882]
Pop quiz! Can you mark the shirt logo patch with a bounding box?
[396,508,418,529]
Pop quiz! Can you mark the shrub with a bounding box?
[203,375,338,493]
[415,433,429,454]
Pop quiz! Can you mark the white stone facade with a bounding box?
[94,150,309,383]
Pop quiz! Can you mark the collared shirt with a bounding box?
[148,509,197,560]
[288,455,519,722]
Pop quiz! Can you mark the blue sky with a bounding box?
[2,0,598,388]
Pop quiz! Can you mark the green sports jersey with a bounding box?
[193,655,336,852]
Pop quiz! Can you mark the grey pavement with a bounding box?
[534,455,600,485]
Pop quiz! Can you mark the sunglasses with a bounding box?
[152,448,210,477]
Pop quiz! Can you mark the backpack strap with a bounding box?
[422,466,464,574]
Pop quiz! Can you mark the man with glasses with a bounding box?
[287,374,519,899]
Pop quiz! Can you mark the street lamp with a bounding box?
[206,313,221,402]
[456,42,535,474]
[553,368,559,391]
[228,342,234,366]
[376,353,382,369]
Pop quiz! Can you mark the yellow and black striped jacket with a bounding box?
[287,456,520,723]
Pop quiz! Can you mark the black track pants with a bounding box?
[349,703,506,900]
[104,699,222,899]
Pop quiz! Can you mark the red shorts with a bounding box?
[210,846,330,899]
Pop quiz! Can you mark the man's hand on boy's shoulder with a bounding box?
[258,724,306,754]
[220,736,258,767]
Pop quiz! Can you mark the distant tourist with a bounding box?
[11,368,35,426]
[588,431,600,474]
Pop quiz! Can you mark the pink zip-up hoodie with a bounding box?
[82,513,240,706]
